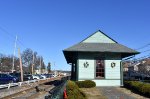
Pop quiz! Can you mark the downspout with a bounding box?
[69,63,74,80]
[121,55,135,86]
[120,61,123,86]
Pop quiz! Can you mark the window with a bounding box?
[96,60,105,78]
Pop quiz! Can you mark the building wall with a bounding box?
[105,60,121,79]
[77,52,122,86]
[78,59,95,79]
[83,31,116,43]
[92,80,121,86]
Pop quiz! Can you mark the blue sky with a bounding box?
[0,0,150,70]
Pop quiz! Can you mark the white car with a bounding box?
[32,75,40,79]
[52,74,57,77]
[40,74,47,79]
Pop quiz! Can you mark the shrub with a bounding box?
[66,80,86,99]
[130,81,144,93]
[143,80,150,83]
[124,81,132,88]
[124,81,150,97]
[76,80,96,88]
[141,84,150,96]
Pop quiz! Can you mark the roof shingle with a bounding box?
[64,43,139,54]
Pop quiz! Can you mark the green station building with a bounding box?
[63,30,139,86]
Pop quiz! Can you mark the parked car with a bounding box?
[0,73,19,84]
[10,72,34,81]
[24,74,33,81]
[52,74,57,77]
[40,74,47,79]
[32,74,40,79]
[44,74,55,78]
[44,74,51,78]
[9,72,21,81]
[34,74,45,79]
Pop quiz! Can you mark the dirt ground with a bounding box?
[80,87,107,99]
[80,87,149,99]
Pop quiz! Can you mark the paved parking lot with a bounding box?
[97,87,135,99]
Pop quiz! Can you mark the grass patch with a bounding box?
[80,87,107,99]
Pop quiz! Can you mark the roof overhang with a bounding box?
[63,51,78,64]
[63,50,139,64]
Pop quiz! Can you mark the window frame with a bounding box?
[95,58,105,79]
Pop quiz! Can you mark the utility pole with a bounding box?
[0,58,1,72]
[32,51,35,74]
[18,48,23,82]
[12,35,17,73]
[40,56,41,74]
[0,61,2,72]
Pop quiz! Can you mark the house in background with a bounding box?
[123,61,130,72]
[138,59,150,75]
[63,30,139,86]
[123,59,150,80]
[128,62,140,72]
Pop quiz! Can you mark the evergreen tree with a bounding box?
[47,62,51,73]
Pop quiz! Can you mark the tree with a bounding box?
[21,48,33,67]
[41,60,45,70]
[31,55,46,74]
[47,62,51,73]
[0,55,19,72]
[21,48,34,73]
[0,49,46,74]
[41,61,46,73]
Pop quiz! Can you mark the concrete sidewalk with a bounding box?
[97,87,135,99]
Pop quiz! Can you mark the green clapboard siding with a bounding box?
[78,59,95,79]
[77,52,122,86]
[105,60,121,79]
[83,31,116,43]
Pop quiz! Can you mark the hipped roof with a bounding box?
[64,43,138,53]
[63,30,139,63]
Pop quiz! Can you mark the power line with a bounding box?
[17,38,26,48]
[123,51,150,62]
[135,43,150,50]
[127,43,150,61]
[130,54,150,62]
[140,49,150,53]
[0,26,26,49]
[0,26,15,40]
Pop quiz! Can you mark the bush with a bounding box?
[76,80,96,88]
[141,84,150,96]
[130,81,144,92]
[124,81,150,97]
[143,80,150,83]
[66,80,86,99]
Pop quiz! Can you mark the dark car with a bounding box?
[24,74,33,81]
[44,74,53,78]
[34,74,44,79]
[10,73,33,81]
[9,72,21,81]
[0,73,18,84]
